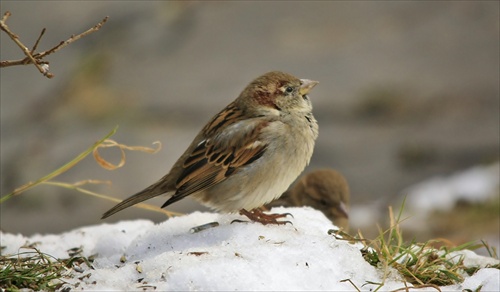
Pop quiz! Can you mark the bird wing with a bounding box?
[161,107,271,208]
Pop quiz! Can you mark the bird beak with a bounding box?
[335,202,349,219]
[299,79,319,96]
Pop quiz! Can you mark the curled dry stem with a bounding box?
[93,140,161,170]
[0,127,118,203]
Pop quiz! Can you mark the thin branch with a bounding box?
[0,11,108,78]
[1,10,11,23]
[36,16,108,60]
[0,11,50,77]
[31,28,46,53]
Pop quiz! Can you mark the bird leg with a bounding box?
[235,208,293,225]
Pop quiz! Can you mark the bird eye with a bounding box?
[285,86,294,93]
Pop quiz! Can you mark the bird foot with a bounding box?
[233,208,293,225]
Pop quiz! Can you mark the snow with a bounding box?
[403,163,499,213]
[461,268,500,292]
[1,207,498,291]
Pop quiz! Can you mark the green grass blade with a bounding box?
[0,126,118,204]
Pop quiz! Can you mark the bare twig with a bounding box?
[0,11,108,78]
[1,10,11,24]
[31,28,46,52]
[0,11,50,77]
[33,15,108,60]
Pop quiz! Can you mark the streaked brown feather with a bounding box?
[203,102,243,135]
[102,70,318,219]
[161,106,270,207]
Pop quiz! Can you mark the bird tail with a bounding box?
[101,184,168,219]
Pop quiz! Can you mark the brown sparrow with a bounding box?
[102,71,319,224]
[265,169,350,230]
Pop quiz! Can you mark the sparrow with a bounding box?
[265,169,350,230]
[102,71,319,224]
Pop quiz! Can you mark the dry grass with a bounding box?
[330,199,498,292]
[1,129,498,291]
[0,246,94,291]
[358,203,498,290]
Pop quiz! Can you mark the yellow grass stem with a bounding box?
[41,180,183,218]
[0,126,118,204]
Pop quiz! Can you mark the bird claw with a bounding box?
[238,209,294,225]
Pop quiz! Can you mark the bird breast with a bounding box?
[193,115,317,212]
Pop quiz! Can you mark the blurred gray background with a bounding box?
[1,2,498,244]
